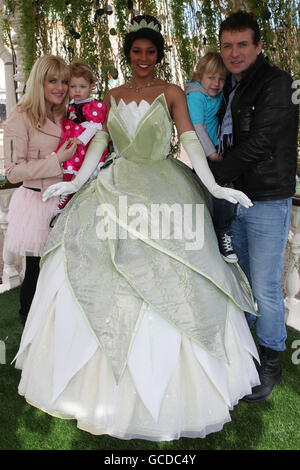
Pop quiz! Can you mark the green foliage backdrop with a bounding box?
[1,0,299,94]
[1,0,299,159]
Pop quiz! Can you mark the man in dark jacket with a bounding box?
[211,11,299,402]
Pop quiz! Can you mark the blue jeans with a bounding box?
[230,198,292,351]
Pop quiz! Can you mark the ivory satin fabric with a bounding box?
[14,95,259,440]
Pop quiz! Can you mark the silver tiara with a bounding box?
[129,18,160,33]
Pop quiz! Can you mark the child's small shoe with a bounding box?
[218,231,238,263]
[57,193,73,212]
[50,193,74,228]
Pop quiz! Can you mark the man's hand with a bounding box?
[208,152,223,162]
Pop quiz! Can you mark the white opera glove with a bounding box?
[180,131,253,208]
[43,130,109,201]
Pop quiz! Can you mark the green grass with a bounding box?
[1,287,300,450]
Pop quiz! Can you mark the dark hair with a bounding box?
[123,15,164,64]
[219,10,261,45]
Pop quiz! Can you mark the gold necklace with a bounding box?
[128,78,157,93]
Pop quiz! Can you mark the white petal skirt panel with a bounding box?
[14,247,260,441]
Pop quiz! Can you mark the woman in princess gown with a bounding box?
[13,16,260,441]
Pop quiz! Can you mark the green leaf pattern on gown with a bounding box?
[42,93,256,382]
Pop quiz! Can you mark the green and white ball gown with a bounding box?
[14,94,259,441]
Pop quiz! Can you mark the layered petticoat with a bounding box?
[6,186,58,257]
[15,247,259,441]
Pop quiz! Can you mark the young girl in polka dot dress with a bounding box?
[54,60,108,214]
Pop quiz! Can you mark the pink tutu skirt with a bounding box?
[6,186,58,257]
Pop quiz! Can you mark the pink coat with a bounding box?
[4,107,63,193]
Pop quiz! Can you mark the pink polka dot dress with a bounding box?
[55,98,108,212]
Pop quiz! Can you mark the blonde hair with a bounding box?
[69,60,97,88]
[18,55,70,128]
[191,52,227,83]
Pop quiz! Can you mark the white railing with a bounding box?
[0,187,23,293]
[0,127,23,293]
[0,89,6,104]
[284,196,300,331]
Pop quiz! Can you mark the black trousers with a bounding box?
[19,256,40,324]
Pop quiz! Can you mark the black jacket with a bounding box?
[211,53,299,200]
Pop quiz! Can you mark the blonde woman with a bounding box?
[4,55,77,325]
